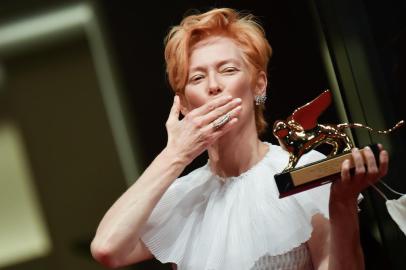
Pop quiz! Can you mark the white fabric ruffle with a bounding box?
[140,143,332,270]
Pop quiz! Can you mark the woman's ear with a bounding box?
[254,71,268,96]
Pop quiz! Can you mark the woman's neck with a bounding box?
[207,122,268,179]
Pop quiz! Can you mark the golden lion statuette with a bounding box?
[273,90,404,198]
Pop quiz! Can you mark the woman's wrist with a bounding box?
[161,146,190,170]
[329,195,359,224]
[329,196,358,209]
[329,187,359,209]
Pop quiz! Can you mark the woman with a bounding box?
[91,8,389,270]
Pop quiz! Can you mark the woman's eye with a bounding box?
[190,75,204,83]
[222,67,238,73]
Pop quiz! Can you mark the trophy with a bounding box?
[273,90,404,198]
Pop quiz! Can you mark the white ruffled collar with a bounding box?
[141,143,331,270]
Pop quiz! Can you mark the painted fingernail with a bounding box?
[235,98,242,103]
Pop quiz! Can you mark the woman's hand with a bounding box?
[323,145,389,270]
[330,145,389,206]
[165,95,242,165]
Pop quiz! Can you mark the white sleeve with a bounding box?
[139,167,212,264]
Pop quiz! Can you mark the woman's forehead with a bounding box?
[188,36,244,68]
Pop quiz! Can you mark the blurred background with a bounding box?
[0,0,404,269]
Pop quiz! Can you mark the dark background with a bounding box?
[97,1,406,269]
[0,0,404,269]
[98,0,333,174]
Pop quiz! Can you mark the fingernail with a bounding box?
[235,98,242,103]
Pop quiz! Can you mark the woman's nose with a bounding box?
[209,86,222,95]
[208,75,223,95]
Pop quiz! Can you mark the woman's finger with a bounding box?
[364,147,379,176]
[200,104,242,134]
[167,95,181,124]
[198,105,242,147]
[378,150,389,178]
[341,159,351,183]
[363,146,379,186]
[352,148,365,179]
[191,95,233,117]
[210,117,239,142]
[200,98,242,126]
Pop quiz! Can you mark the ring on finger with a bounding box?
[212,112,231,129]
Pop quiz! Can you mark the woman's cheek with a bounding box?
[185,87,207,109]
[231,75,252,96]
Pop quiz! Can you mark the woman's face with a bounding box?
[183,36,264,123]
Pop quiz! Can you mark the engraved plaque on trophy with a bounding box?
[273,90,404,198]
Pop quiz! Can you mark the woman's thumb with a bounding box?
[168,95,180,122]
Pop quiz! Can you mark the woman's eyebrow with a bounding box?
[216,59,240,67]
[189,58,241,73]
[189,66,206,73]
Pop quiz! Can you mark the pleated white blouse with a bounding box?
[141,142,332,270]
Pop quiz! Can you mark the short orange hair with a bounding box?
[164,8,272,134]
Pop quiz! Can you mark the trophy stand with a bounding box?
[273,90,404,198]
